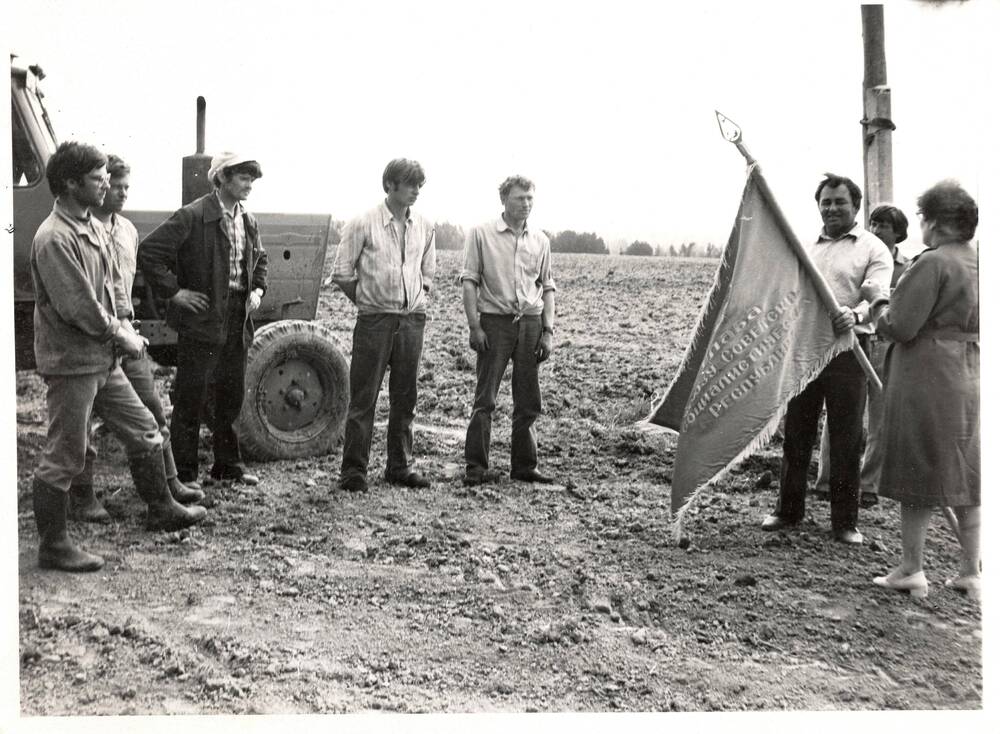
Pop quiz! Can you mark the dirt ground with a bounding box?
[14,252,982,715]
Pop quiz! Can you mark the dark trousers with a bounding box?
[171,297,249,480]
[776,346,868,531]
[464,314,543,474]
[340,312,426,481]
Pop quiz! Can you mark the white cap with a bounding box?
[208,151,256,184]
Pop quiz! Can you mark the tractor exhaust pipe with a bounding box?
[196,96,206,154]
[182,96,212,204]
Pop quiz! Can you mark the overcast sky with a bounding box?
[7,0,996,255]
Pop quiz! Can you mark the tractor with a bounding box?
[11,55,350,460]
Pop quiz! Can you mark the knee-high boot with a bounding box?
[129,448,207,531]
[33,477,105,572]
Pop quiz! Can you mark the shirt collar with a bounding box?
[496,215,530,234]
[92,211,116,232]
[379,200,412,227]
[215,190,244,218]
[816,221,864,244]
[53,201,102,242]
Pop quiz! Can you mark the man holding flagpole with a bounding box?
[762,174,892,544]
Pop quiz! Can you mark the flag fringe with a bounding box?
[668,339,852,542]
[634,422,676,437]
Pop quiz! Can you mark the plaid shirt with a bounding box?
[217,191,247,291]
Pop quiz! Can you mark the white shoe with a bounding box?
[944,575,981,601]
[873,568,929,599]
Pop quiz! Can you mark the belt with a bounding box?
[481,312,540,323]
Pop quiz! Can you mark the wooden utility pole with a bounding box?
[861,5,894,221]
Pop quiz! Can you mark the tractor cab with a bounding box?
[11,56,57,370]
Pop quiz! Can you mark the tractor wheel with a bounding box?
[236,320,349,460]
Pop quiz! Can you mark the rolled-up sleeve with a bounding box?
[537,241,556,292]
[865,247,894,291]
[855,246,893,323]
[460,228,482,284]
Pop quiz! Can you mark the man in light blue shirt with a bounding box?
[461,175,557,485]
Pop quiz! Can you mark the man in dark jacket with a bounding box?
[31,142,206,572]
[139,152,268,486]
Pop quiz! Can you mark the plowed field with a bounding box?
[15,252,981,715]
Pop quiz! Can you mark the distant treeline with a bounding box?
[433,223,611,254]
[623,240,724,258]
[329,220,720,258]
[435,222,724,258]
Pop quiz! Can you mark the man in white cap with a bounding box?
[139,152,268,486]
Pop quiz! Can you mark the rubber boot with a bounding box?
[33,478,105,572]
[68,482,112,523]
[163,443,206,505]
[129,448,207,531]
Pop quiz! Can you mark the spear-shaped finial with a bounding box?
[715,110,742,143]
[713,109,881,394]
[715,110,756,165]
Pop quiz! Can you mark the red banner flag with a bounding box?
[647,165,853,515]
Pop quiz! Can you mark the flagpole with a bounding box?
[714,112,882,392]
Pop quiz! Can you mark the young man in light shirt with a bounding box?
[461,175,557,486]
[331,159,436,494]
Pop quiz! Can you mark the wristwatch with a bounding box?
[542,325,554,335]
